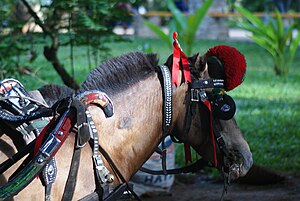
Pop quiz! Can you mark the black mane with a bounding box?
[78,52,159,95]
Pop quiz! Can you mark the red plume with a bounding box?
[205,45,246,91]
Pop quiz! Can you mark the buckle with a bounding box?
[191,89,200,102]
[191,89,208,102]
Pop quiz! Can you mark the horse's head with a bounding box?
[166,45,252,181]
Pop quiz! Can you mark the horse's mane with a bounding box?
[78,52,159,95]
[38,84,74,106]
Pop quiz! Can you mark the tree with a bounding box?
[0,0,33,78]
[1,0,129,89]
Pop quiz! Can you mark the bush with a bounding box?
[234,6,300,76]
[143,0,213,55]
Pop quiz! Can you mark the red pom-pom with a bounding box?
[205,45,246,91]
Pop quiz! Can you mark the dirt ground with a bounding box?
[141,171,300,201]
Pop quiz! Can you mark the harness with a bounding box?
[0,79,139,201]
[0,35,239,200]
[140,33,238,201]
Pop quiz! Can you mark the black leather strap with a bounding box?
[0,107,52,122]
[157,65,173,174]
[191,79,225,89]
[61,143,82,201]
[71,98,90,148]
[140,158,209,175]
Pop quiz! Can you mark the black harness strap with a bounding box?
[0,140,34,175]
[61,145,81,201]
[140,158,209,175]
[0,101,76,200]
[157,64,172,174]
[61,98,90,201]
[97,144,141,201]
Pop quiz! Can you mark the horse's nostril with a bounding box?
[227,149,244,164]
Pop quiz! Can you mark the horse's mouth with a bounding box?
[225,149,253,181]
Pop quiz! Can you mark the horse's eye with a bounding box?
[207,56,225,79]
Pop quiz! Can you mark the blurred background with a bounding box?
[1,0,300,199]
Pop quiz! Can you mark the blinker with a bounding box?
[212,94,236,120]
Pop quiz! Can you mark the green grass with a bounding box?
[5,37,300,174]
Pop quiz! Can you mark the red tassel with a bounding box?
[172,32,191,86]
[184,143,192,164]
[203,100,218,167]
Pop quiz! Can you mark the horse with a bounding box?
[0,50,253,200]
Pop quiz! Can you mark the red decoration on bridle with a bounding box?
[172,32,193,164]
[205,45,246,91]
[172,32,191,86]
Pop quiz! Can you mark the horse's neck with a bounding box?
[89,73,189,182]
[89,74,167,181]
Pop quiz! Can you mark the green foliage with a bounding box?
[41,0,130,64]
[240,0,272,12]
[143,0,213,55]
[234,6,300,76]
[1,0,130,87]
[0,0,34,79]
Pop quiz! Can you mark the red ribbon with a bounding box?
[184,101,218,167]
[203,100,218,167]
[172,32,191,86]
[184,143,192,164]
[34,118,55,156]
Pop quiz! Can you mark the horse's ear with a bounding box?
[164,54,173,70]
[188,53,207,78]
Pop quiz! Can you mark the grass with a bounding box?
[5,36,300,174]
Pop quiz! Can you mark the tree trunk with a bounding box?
[44,45,79,90]
[21,0,79,90]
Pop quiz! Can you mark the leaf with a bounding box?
[143,18,172,49]
[235,6,266,31]
[186,0,213,52]
[166,0,187,31]
[274,10,284,40]
[78,10,107,31]
[249,35,277,58]
[288,30,300,64]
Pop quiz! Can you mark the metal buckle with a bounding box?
[199,90,208,101]
[40,135,61,158]
[191,89,200,102]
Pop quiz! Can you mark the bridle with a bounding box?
[140,34,240,200]
[184,75,237,198]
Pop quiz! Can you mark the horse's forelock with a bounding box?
[78,52,159,95]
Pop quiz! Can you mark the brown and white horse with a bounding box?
[0,51,252,200]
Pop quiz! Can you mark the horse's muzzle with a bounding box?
[225,149,253,181]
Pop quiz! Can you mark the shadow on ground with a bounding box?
[141,165,300,201]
